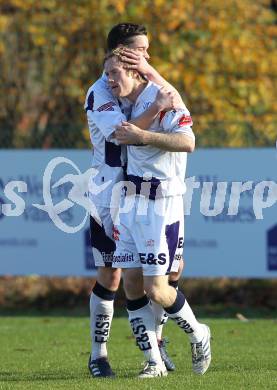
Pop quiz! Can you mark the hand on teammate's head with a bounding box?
[117,47,151,75]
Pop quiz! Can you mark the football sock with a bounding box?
[151,301,168,341]
[164,290,204,343]
[127,295,163,366]
[90,281,115,360]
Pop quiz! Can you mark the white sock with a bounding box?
[151,301,168,341]
[165,291,204,343]
[89,287,114,360]
[127,296,163,366]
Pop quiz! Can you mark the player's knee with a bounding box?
[144,285,163,304]
[144,275,171,304]
[97,267,121,291]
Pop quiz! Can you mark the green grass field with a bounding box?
[0,314,277,389]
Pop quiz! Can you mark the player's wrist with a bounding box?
[143,64,157,80]
[141,130,155,145]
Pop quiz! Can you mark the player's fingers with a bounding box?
[119,48,139,56]
[120,57,139,65]
[119,47,136,52]
[115,128,122,134]
[119,51,140,60]
[116,128,128,135]
[115,132,127,140]
[120,52,140,61]
[123,64,139,69]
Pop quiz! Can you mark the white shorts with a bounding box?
[113,195,184,276]
[90,206,118,268]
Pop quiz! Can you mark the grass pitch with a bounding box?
[0,314,277,389]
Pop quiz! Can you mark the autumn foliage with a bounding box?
[0,0,276,148]
[0,276,277,312]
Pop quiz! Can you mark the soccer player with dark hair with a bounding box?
[107,23,148,50]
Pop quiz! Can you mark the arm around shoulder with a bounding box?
[142,131,195,152]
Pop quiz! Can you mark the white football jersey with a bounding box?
[84,74,131,207]
[127,81,195,198]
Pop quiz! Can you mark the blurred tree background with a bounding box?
[0,0,276,148]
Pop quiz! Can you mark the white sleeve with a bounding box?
[85,87,127,141]
[160,109,195,140]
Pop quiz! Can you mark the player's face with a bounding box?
[127,35,150,60]
[105,56,136,98]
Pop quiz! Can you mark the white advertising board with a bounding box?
[0,149,276,278]
[185,148,277,277]
[0,151,96,276]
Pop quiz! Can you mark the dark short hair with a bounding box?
[107,23,147,50]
